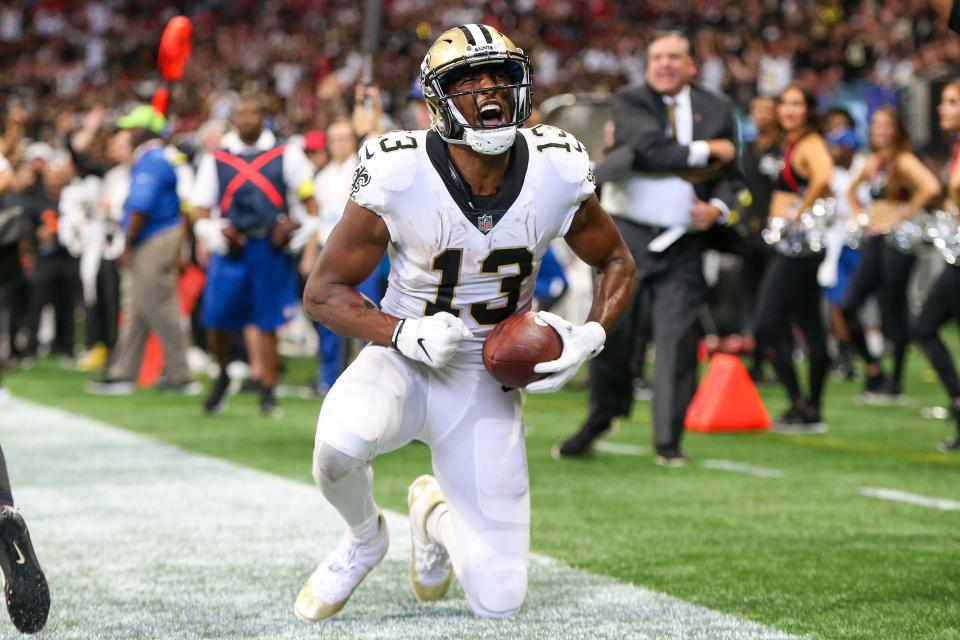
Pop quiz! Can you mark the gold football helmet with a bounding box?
[420,24,533,155]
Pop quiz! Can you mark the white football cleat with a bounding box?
[294,513,388,622]
[407,475,452,602]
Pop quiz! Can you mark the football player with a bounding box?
[295,24,635,621]
[0,445,49,634]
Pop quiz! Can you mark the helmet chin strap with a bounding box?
[463,126,517,155]
[444,101,516,155]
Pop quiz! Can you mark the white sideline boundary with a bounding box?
[593,441,647,456]
[859,487,960,512]
[701,460,784,479]
[0,397,800,639]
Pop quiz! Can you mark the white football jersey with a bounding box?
[351,125,595,365]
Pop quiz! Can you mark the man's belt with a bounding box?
[239,226,270,239]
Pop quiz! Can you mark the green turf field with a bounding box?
[5,352,960,640]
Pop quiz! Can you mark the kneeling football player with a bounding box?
[295,23,635,621]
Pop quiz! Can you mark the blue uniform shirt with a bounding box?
[123,141,181,245]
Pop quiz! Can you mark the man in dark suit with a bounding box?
[554,30,742,466]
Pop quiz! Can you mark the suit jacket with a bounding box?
[594,82,743,215]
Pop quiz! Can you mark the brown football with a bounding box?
[483,311,564,388]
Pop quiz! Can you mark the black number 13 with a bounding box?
[425,247,534,325]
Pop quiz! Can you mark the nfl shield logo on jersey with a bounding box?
[478,213,494,233]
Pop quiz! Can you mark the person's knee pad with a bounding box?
[463,563,527,620]
[312,442,363,486]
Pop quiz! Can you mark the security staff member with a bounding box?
[191,94,318,416]
[554,31,741,466]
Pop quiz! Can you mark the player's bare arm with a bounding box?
[303,200,396,345]
[525,193,636,394]
[563,193,636,332]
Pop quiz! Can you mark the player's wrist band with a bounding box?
[391,319,405,350]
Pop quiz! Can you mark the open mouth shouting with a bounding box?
[478,100,507,127]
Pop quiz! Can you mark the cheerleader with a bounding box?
[754,84,834,432]
[915,81,960,452]
[843,108,941,404]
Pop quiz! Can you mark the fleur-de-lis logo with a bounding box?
[350,165,371,198]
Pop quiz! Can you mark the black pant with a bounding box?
[629,286,653,381]
[741,235,771,371]
[913,265,960,400]
[27,254,79,357]
[588,219,705,451]
[740,234,771,332]
[85,258,120,350]
[0,278,31,358]
[841,236,916,385]
[754,253,829,408]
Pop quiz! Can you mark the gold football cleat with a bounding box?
[407,475,453,602]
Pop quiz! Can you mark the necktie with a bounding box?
[665,100,677,140]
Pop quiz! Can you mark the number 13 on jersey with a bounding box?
[425,247,534,325]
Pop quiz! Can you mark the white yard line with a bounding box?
[701,459,784,479]
[859,487,960,512]
[593,441,647,456]
[0,397,799,640]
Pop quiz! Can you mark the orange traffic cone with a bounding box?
[685,353,771,432]
[178,264,206,315]
[137,333,164,387]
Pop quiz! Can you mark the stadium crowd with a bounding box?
[1,0,959,141]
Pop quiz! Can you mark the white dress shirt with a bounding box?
[601,84,729,228]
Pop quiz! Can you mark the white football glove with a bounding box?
[287,216,321,254]
[525,311,606,394]
[392,312,473,368]
[193,218,229,255]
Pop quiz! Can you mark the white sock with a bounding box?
[316,451,380,541]
[425,502,454,550]
[350,508,381,542]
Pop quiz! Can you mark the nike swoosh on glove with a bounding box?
[193,218,229,255]
[525,311,605,394]
[392,312,473,368]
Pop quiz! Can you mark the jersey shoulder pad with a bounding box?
[522,125,593,186]
[351,130,424,213]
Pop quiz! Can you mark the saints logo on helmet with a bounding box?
[419,24,533,156]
